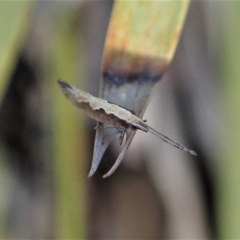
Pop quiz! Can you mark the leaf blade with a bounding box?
[91,0,190,177]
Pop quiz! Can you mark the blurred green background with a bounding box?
[0,1,239,239]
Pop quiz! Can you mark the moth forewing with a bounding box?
[58,79,135,129]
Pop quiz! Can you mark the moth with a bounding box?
[58,79,197,158]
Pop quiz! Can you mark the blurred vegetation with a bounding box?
[218,2,240,238]
[0,1,32,104]
[0,0,239,239]
[49,8,87,239]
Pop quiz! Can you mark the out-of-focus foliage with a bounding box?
[0,2,33,238]
[218,2,240,238]
[0,1,240,239]
[49,8,87,239]
[0,1,32,104]
[0,2,87,239]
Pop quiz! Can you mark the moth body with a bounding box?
[58,80,143,130]
[58,80,197,156]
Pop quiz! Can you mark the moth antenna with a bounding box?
[147,126,197,156]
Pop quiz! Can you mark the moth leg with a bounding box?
[119,129,126,145]
[100,126,125,144]
[94,122,101,130]
[95,124,114,131]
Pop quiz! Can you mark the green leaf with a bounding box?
[49,8,87,239]
[218,2,240,238]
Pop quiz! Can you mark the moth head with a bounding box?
[58,79,73,91]
[58,79,78,100]
[58,79,91,103]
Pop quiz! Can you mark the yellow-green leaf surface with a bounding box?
[49,8,87,239]
[218,2,240,238]
[90,0,190,177]
[0,1,33,104]
[103,0,189,76]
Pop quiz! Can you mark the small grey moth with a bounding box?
[58,79,197,159]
